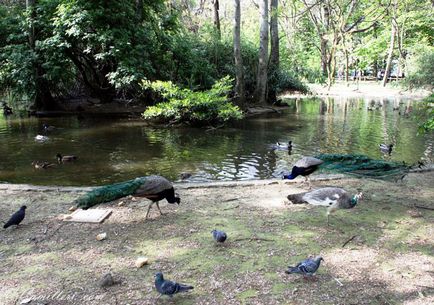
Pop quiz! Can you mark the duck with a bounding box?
[35,135,49,142]
[287,187,363,224]
[32,161,56,169]
[272,141,292,150]
[283,156,323,186]
[2,103,13,116]
[56,153,78,163]
[42,123,56,132]
[379,143,393,155]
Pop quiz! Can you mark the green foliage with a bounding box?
[142,76,243,125]
[403,49,434,90]
[417,94,434,134]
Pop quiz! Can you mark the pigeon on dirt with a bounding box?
[154,272,193,297]
[3,206,26,229]
[286,256,324,278]
[212,229,227,243]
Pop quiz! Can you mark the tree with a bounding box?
[254,0,269,104]
[233,0,245,105]
[268,0,280,103]
[212,0,221,40]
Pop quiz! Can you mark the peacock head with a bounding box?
[351,192,363,206]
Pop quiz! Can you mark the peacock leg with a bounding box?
[155,201,163,215]
[145,202,154,219]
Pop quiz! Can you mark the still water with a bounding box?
[0,97,432,186]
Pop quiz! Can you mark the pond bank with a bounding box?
[1,172,433,304]
[283,81,431,100]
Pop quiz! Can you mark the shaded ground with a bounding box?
[0,172,433,305]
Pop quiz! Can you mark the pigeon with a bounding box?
[287,187,363,224]
[154,272,193,297]
[212,229,227,243]
[3,206,27,229]
[283,157,323,186]
[286,256,324,278]
[379,144,393,155]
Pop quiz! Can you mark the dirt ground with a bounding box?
[283,81,431,100]
[0,172,433,305]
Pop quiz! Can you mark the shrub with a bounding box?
[142,76,243,126]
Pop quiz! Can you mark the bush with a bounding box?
[417,93,434,134]
[142,76,243,126]
[404,50,434,90]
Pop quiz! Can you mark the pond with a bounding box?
[0,97,432,186]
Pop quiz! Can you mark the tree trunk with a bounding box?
[320,37,328,75]
[27,0,57,111]
[382,21,397,87]
[254,0,269,105]
[233,0,245,105]
[213,0,221,40]
[268,0,279,104]
[136,0,143,22]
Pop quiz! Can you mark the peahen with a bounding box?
[379,144,393,155]
[286,256,324,279]
[287,187,363,224]
[283,157,323,186]
[74,175,180,219]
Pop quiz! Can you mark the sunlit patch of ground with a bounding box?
[0,171,433,304]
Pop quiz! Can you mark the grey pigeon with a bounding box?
[286,256,324,278]
[154,272,193,297]
[287,187,363,224]
[212,229,227,243]
[4,206,26,229]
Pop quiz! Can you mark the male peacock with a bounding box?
[283,156,323,186]
[287,187,363,224]
[74,175,180,219]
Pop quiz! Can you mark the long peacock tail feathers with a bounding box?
[75,177,147,209]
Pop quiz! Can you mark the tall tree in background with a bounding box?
[255,0,269,104]
[268,0,280,103]
[212,0,221,39]
[233,0,245,105]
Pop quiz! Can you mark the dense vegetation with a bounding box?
[0,0,432,124]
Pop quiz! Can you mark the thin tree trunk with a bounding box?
[233,0,245,105]
[213,0,221,40]
[268,0,279,104]
[382,21,396,87]
[254,0,269,105]
[27,0,57,110]
[136,0,143,22]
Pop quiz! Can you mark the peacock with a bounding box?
[74,175,180,219]
[315,153,409,180]
[287,187,363,224]
[283,156,323,186]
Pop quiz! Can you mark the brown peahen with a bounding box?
[287,187,363,224]
[74,175,180,219]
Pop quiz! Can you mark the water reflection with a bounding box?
[0,97,432,186]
